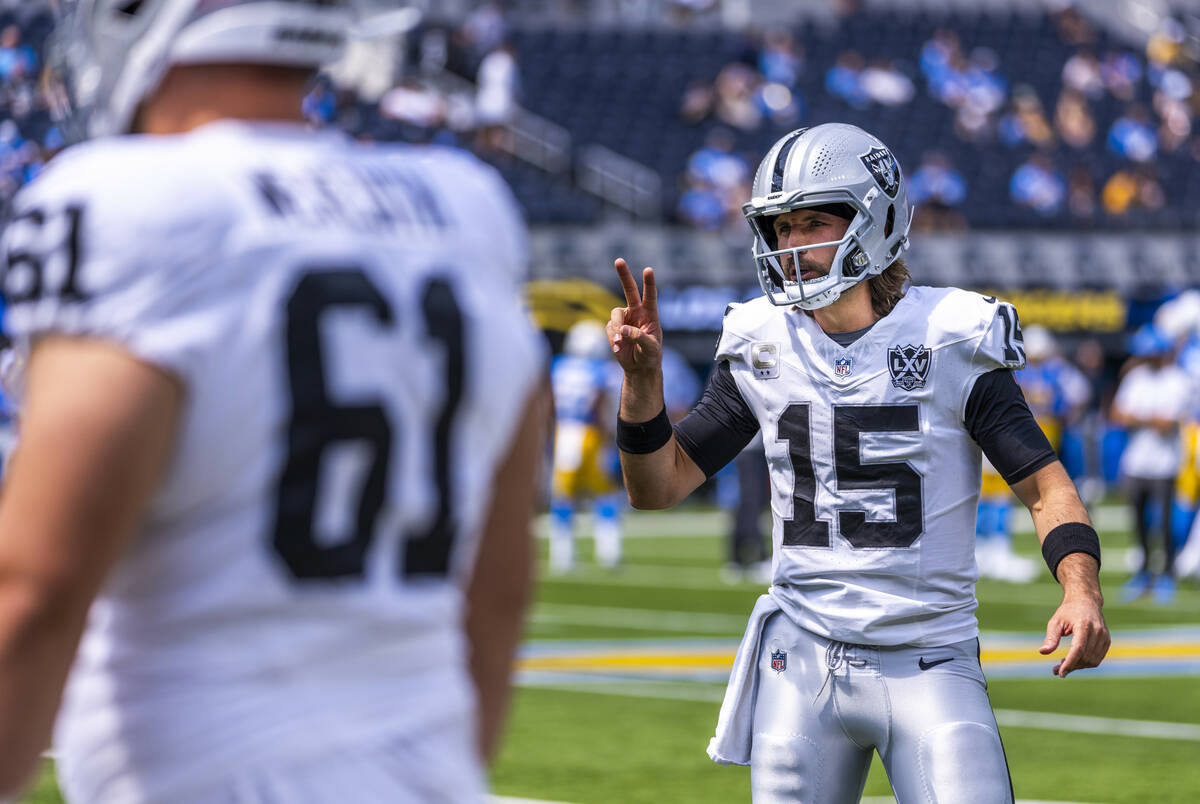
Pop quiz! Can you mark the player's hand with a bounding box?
[608,258,663,376]
[1039,593,1110,678]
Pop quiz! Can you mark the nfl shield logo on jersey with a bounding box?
[860,146,901,198]
[835,355,853,377]
[752,342,780,379]
[770,649,787,673]
[888,344,931,390]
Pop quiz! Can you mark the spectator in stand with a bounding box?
[1108,105,1158,162]
[860,58,915,107]
[0,25,34,83]
[475,41,519,151]
[686,128,749,197]
[1066,166,1097,221]
[1062,50,1104,99]
[1146,18,1187,70]
[1100,50,1142,101]
[825,51,869,110]
[713,62,763,131]
[677,175,727,231]
[1010,151,1066,216]
[758,31,803,88]
[919,28,963,98]
[379,78,451,141]
[1101,168,1138,216]
[680,79,715,125]
[1051,4,1097,46]
[1055,89,1097,148]
[1153,84,1193,153]
[457,1,508,67]
[998,86,1055,148]
[1102,166,1165,217]
[679,128,750,230]
[1111,325,1193,604]
[907,151,967,230]
[962,47,1008,115]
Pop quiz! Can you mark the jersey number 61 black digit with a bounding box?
[271,268,465,582]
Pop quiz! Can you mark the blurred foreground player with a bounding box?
[0,1,547,801]
[608,124,1109,802]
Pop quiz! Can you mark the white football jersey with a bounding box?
[1,122,544,802]
[716,287,1026,647]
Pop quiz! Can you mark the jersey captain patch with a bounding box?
[888,344,930,390]
[752,342,780,379]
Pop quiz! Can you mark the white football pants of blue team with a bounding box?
[751,613,1013,803]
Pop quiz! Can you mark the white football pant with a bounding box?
[751,614,1013,803]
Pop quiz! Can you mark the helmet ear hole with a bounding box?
[885,204,895,238]
[116,1,146,16]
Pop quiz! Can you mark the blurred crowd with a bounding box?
[676,5,1200,231]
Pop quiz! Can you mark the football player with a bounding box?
[608,124,1109,802]
[549,319,624,572]
[0,1,547,801]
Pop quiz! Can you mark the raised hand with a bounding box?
[607,258,663,377]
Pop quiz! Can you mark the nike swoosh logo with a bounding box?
[919,657,954,671]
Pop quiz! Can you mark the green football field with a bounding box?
[21,505,1200,803]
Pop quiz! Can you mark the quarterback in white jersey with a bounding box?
[609,124,1109,803]
[0,2,547,802]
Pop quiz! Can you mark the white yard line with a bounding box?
[522,681,1200,743]
[993,709,1200,741]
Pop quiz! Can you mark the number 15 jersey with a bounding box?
[1,122,545,802]
[693,287,1053,648]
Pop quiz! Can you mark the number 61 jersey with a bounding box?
[1,122,545,802]
[717,287,1028,648]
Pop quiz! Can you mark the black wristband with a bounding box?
[617,407,673,454]
[1041,522,1101,581]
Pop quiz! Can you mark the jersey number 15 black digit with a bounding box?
[271,268,464,582]
[777,403,924,549]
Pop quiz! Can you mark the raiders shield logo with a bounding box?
[770,649,787,673]
[888,344,931,390]
[860,146,901,199]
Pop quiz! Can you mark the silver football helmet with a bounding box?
[45,0,357,142]
[743,123,912,309]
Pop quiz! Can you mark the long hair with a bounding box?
[868,258,910,317]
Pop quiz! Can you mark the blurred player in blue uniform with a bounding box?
[977,325,1089,581]
[550,320,625,572]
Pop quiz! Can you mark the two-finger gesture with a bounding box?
[607,258,663,376]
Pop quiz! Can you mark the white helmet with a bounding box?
[743,123,913,309]
[46,0,357,142]
[564,320,611,361]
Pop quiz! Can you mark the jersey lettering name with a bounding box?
[253,165,449,231]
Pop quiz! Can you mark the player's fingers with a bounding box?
[1056,635,1085,677]
[641,267,659,317]
[610,307,628,346]
[620,325,662,356]
[1039,620,1063,655]
[614,258,642,308]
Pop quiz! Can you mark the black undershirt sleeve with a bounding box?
[673,361,761,478]
[965,368,1059,485]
